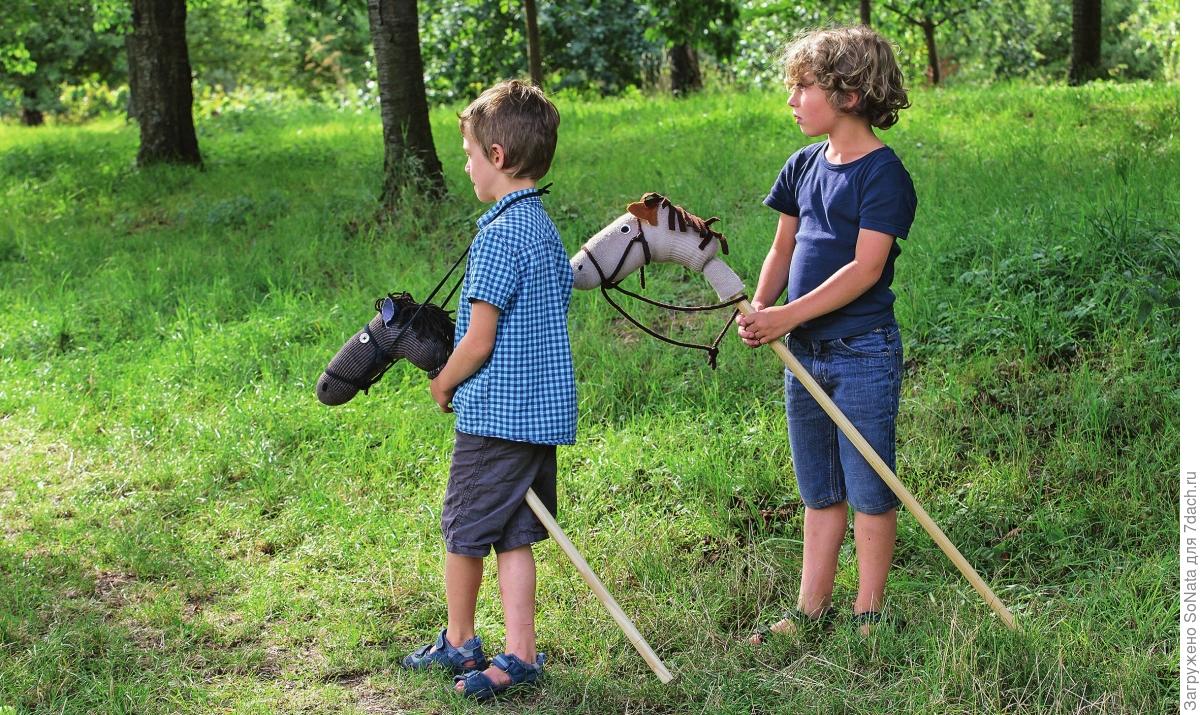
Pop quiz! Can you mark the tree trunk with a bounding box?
[922,18,940,85]
[21,88,44,126]
[669,43,702,95]
[126,0,201,166]
[523,0,544,87]
[1069,0,1102,85]
[21,108,45,126]
[860,0,871,26]
[367,0,445,209]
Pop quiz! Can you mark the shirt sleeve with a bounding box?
[859,159,917,239]
[763,152,801,216]
[466,230,520,310]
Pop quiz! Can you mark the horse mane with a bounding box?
[374,292,455,347]
[628,192,729,254]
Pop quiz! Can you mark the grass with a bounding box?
[0,80,1180,713]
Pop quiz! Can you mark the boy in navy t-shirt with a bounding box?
[737,25,917,640]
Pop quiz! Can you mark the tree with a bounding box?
[1069,0,1102,84]
[523,0,544,87]
[883,1,971,85]
[0,0,124,125]
[126,0,202,165]
[645,0,738,95]
[861,0,872,25]
[367,0,444,208]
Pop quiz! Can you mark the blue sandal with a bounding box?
[401,628,486,674]
[454,652,546,700]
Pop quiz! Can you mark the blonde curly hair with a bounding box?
[781,25,910,130]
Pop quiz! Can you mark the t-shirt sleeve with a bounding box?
[763,153,801,216]
[859,160,917,239]
[466,231,520,310]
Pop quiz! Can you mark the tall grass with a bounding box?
[0,80,1179,714]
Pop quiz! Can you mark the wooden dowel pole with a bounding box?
[523,489,675,683]
[736,299,1016,630]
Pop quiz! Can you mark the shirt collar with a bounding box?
[476,187,541,230]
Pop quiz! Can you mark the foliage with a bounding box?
[1102,0,1179,81]
[418,0,527,104]
[0,0,1181,120]
[643,0,739,57]
[537,0,659,96]
[0,0,125,120]
[719,0,846,89]
[0,81,1180,713]
[419,0,658,103]
[717,0,1179,90]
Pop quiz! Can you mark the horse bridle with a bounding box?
[579,217,744,369]
[324,185,553,395]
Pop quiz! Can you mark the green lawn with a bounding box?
[0,80,1180,714]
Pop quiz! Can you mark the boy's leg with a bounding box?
[750,337,849,643]
[445,552,484,653]
[497,545,537,663]
[456,544,535,691]
[852,508,897,615]
[799,502,849,616]
[827,323,902,625]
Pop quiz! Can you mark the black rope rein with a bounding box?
[581,217,743,369]
[325,185,553,394]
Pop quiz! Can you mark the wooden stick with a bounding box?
[736,299,1017,630]
[523,489,675,683]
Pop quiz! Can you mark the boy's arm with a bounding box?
[749,213,798,311]
[429,301,500,413]
[739,228,894,347]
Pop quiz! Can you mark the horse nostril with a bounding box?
[321,382,328,392]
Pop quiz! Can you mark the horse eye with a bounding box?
[620,225,631,233]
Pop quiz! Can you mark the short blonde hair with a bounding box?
[782,25,910,130]
[458,79,560,180]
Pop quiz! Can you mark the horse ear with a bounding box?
[704,217,720,227]
[627,197,659,225]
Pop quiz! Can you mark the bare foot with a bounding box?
[748,616,798,645]
[854,611,882,637]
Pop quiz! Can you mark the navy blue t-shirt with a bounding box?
[764,141,917,340]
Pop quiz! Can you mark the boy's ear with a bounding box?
[842,90,861,111]
[489,143,506,170]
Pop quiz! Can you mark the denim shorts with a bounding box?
[784,322,902,515]
[441,431,556,557]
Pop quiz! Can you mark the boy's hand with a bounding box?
[737,304,792,347]
[430,376,455,413]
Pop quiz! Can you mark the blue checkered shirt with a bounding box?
[452,188,577,445]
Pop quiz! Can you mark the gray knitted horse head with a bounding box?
[570,192,745,301]
[316,292,454,406]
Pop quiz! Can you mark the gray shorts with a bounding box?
[441,430,557,557]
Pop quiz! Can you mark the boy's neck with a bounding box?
[824,117,884,165]
[491,176,537,203]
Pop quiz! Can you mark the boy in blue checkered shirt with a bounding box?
[401,80,576,700]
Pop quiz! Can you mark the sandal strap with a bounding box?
[454,669,499,698]
[436,627,483,658]
[491,652,544,680]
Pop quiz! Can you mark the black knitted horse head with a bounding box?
[316,292,454,406]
